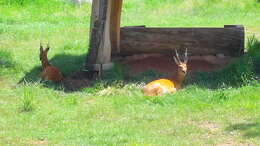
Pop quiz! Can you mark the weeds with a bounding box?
[187,36,260,88]
[247,35,260,55]
[188,52,256,89]
[20,87,35,112]
[247,35,260,75]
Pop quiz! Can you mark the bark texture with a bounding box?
[119,25,244,56]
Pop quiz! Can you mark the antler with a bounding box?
[184,48,188,64]
[173,56,180,65]
[175,49,182,62]
[173,48,189,64]
[173,49,180,65]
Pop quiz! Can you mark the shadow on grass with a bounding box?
[18,52,259,92]
[19,53,86,82]
[18,53,95,92]
[184,56,257,89]
[226,121,260,138]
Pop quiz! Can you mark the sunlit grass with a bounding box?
[0,0,260,145]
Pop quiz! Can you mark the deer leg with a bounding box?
[156,88,164,96]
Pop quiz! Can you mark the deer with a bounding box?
[39,43,64,83]
[143,49,188,96]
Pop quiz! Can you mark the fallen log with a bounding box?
[118,25,244,57]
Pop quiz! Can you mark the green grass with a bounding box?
[19,86,36,112]
[0,0,260,145]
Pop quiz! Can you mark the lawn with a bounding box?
[0,0,260,145]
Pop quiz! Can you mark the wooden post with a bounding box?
[86,0,123,71]
[110,0,123,54]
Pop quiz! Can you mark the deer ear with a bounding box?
[45,44,50,52]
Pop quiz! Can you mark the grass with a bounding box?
[187,56,256,88]
[19,86,35,112]
[0,0,260,145]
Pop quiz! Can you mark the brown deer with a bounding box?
[39,43,63,82]
[143,49,188,96]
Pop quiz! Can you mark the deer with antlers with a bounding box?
[39,43,64,83]
[143,49,188,96]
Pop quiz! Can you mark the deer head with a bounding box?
[173,48,188,75]
[39,43,50,68]
[39,43,50,61]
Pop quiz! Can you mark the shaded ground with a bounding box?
[226,121,260,138]
[121,54,231,75]
[18,53,93,92]
[62,70,92,92]
[19,53,232,92]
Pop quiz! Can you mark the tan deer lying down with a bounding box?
[39,44,63,82]
[143,49,188,96]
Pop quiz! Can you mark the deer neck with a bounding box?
[41,56,50,69]
[170,69,186,89]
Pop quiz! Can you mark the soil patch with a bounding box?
[199,121,219,132]
[121,54,231,75]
